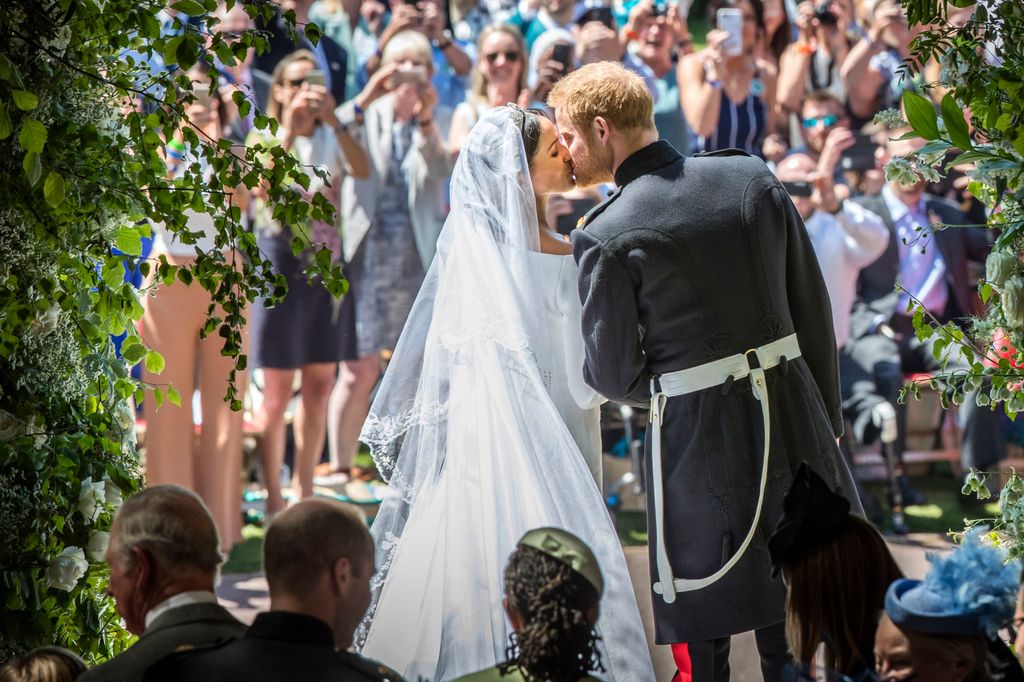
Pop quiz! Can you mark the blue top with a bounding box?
[695,73,767,157]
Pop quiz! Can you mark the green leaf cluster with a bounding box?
[0,0,343,661]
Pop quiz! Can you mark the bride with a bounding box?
[357,105,654,682]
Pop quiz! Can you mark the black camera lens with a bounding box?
[814,4,838,25]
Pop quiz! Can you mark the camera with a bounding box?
[781,180,814,198]
[814,3,838,26]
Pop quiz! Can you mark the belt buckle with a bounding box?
[743,347,761,370]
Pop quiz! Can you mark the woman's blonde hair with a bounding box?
[267,49,317,120]
[547,61,654,136]
[0,647,87,682]
[381,30,434,69]
[470,24,527,105]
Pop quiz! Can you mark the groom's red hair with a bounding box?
[547,61,654,135]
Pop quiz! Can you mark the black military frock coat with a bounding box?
[571,141,863,644]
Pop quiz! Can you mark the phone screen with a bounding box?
[305,70,326,87]
[551,43,572,72]
[717,8,744,56]
[839,133,879,172]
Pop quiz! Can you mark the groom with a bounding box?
[549,62,863,680]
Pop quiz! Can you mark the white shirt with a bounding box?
[882,184,949,316]
[804,201,889,348]
[144,590,219,630]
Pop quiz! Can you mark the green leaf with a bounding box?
[18,118,47,152]
[162,36,184,67]
[304,22,322,46]
[170,0,205,14]
[167,386,182,407]
[11,90,37,110]
[0,101,10,139]
[120,337,147,364]
[902,90,940,141]
[0,53,24,87]
[940,93,972,151]
[154,388,165,409]
[22,151,42,186]
[145,350,166,374]
[43,171,66,207]
[114,225,142,256]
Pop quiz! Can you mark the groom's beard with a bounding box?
[572,136,615,188]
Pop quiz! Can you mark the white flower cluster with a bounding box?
[77,476,122,522]
[873,108,908,130]
[884,154,942,187]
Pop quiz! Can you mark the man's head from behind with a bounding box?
[263,499,374,650]
[548,61,655,188]
[106,485,222,636]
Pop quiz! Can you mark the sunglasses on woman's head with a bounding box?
[485,51,520,64]
[802,114,840,129]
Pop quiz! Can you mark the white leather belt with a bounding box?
[649,333,801,604]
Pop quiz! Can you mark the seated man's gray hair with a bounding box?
[112,484,222,573]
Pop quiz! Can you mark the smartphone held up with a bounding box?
[717,7,744,56]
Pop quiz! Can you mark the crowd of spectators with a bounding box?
[131,0,1001,603]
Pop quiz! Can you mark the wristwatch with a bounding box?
[434,30,453,50]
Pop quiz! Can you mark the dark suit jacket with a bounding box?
[80,602,246,682]
[142,611,403,682]
[849,190,991,340]
[571,142,862,643]
[251,14,348,112]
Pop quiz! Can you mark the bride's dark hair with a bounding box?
[499,544,605,682]
[506,105,549,168]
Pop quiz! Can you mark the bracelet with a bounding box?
[796,41,814,56]
[435,37,452,50]
[706,78,722,90]
[677,37,692,48]
[416,118,432,127]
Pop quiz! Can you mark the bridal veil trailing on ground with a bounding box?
[356,108,654,682]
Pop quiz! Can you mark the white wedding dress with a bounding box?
[357,109,654,682]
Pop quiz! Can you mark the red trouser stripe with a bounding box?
[671,642,693,682]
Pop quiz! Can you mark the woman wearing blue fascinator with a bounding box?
[875,528,1024,682]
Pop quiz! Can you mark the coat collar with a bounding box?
[247,611,335,648]
[613,140,682,188]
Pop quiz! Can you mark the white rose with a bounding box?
[103,479,123,511]
[113,401,135,433]
[86,531,110,562]
[45,546,88,592]
[77,477,107,523]
[0,410,21,442]
[30,307,61,339]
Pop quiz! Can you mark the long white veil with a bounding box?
[357,108,653,682]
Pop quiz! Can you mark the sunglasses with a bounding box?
[802,114,840,128]
[485,51,520,64]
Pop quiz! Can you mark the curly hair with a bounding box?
[499,544,605,682]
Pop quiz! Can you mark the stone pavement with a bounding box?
[216,533,952,682]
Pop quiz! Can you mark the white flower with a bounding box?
[86,531,110,562]
[873,108,909,129]
[0,410,21,442]
[77,477,106,523]
[884,157,922,187]
[103,478,123,511]
[30,307,61,339]
[1002,276,1024,329]
[113,401,135,433]
[988,250,1018,289]
[33,434,46,450]
[45,547,88,592]
[916,163,943,184]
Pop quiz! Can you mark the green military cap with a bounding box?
[517,528,604,596]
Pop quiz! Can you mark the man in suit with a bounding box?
[550,62,862,681]
[80,486,245,682]
[849,131,1001,487]
[144,499,402,681]
[252,0,349,111]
